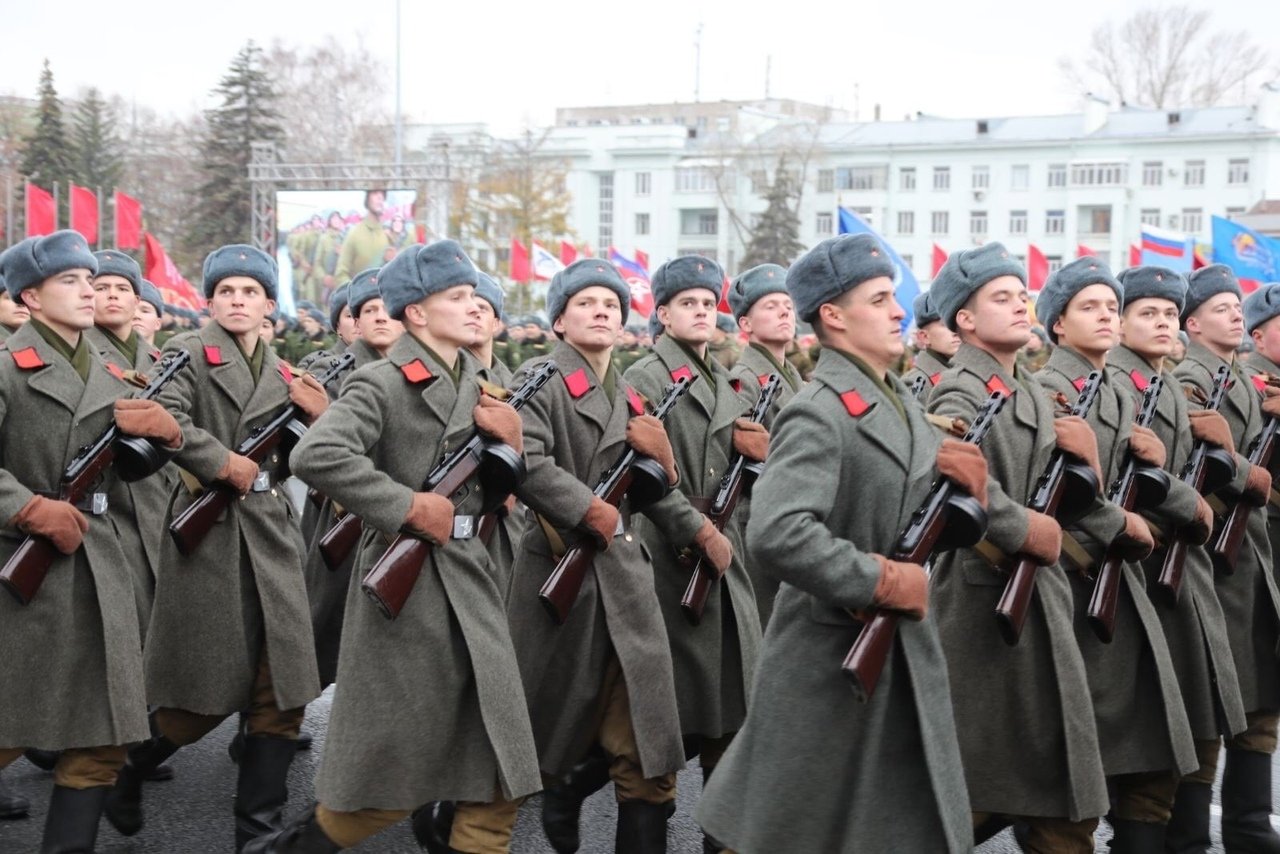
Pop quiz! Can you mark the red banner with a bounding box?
[114,190,142,250]
[510,237,530,283]
[1129,244,1141,267]
[931,243,947,277]
[1076,243,1096,258]
[635,249,649,272]
[560,240,578,267]
[25,183,55,237]
[1027,244,1049,292]
[143,232,205,310]
[70,185,98,245]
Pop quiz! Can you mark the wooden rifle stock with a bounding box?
[842,391,1007,702]
[1086,375,1163,642]
[1212,416,1278,575]
[318,509,362,570]
[359,361,558,619]
[168,352,354,557]
[679,374,782,626]
[995,370,1103,645]
[538,375,696,625]
[0,350,192,605]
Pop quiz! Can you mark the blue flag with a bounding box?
[1212,216,1280,282]
[838,207,920,332]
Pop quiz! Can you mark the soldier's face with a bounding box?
[356,298,404,352]
[743,294,795,346]
[474,299,502,342]
[92,274,140,331]
[366,191,385,216]
[957,276,1031,353]
[555,285,623,353]
[132,301,163,342]
[0,291,30,328]
[916,319,960,358]
[1186,293,1243,353]
[300,316,322,336]
[21,268,96,334]
[209,276,274,336]
[1253,315,1280,363]
[410,284,482,349]
[335,306,358,345]
[822,276,904,369]
[658,290,718,345]
[260,317,276,343]
[1053,284,1119,359]
[1121,298,1180,360]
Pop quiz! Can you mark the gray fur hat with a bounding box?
[913,291,942,328]
[1183,264,1243,322]
[202,244,278,299]
[4,230,98,296]
[347,267,382,318]
[138,279,164,315]
[1244,283,1280,335]
[328,284,351,330]
[546,259,631,326]
[1116,266,1186,313]
[1035,256,1122,344]
[651,255,723,308]
[92,250,141,293]
[786,234,896,323]
[930,242,1026,332]
[379,240,477,321]
[475,272,505,318]
[727,263,787,319]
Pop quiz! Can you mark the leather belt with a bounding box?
[250,470,284,493]
[37,490,108,515]
[687,496,714,514]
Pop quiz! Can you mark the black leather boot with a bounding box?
[541,747,611,853]
[701,765,725,854]
[24,749,59,771]
[1221,748,1280,853]
[235,735,299,851]
[1164,781,1212,854]
[616,800,667,854]
[240,804,341,853]
[103,734,182,836]
[410,801,455,853]
[0,774,29,819]
[1107,817,1166,853]
[40,785,107,854]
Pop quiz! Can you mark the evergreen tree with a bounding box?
[741,160,806,269]
[19,60,76,227]
[71,88,124,193]
[182,42,284,258]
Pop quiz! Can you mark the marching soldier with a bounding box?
[0,274,30,342]
[1187,272,1280,851]
[1108,265,1247,851]
[623,255,763,853]
[1033,258,1196,848]
[0,230,182,852]
[334,190,390,286]
[134,280,166,349]
[926,242,1109,851]
[698,232,978,853]
[307,211,346,301]
[103,245,328,850]
[901,291,959,396]
[247,239,542,853]
[708,313,740,369]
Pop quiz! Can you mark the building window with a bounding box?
[1080,206,1112,235]
[900,167,916,191]
[1045,209,1065,234]
[677,247,717,262]
[1140,208,1161,226]
[897,211,915,235]
[1009,210,1027,235]
[971,166,990,190]
[635,213,650,236]
[1184,160,1205,187]
[836,165,888,191]
[1228,159,1250,184]
[1182,208,1204,233]
[1010,164,1030,190]
[597,173,614,250]
[1047,164,1067,188]
[932,167,950,191]
[970,210,988,235]
[900,253,914,273]
[635,172,651,196]
[680,209,718,236]
[1047,255,1064,273]
[750,170,768,193]
[815,211,833,235]
[1142,161,1163,187]
[931,211,950,235]
[846,206,875,229]
[1226,206,1246,220]
[1070,162,1127,186]
[817,169,834,192]
[674,167,717,193]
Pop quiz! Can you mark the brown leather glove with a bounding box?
[1180,496,1214,546]
[114,398,182,449]
[1020,509,1063,566]
[1263,386,1280,418]
[1128,425,1167,469]
[498,493,518,518]
[1113,510,1155,561]
[403,492,454,545]
[731,418,769,463]
[10,495,89,555]
[1053,415,1103,491]
[1244,463,1273,507]
[473,395,524,455]
[580,495,620,550]
[693,517,733,576]
[1187,409,1235,454]
[289,374,329,425]
[625,415,678,486]
[936,439,988,508]
[870,554,928,621]
[216,452,260,496]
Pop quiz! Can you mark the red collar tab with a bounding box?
[929,372,941,386]
[204,345,226,366]
[840,389,870,417]
[563,367,591,399]
[105,362,126,381]
[1071,376,1087,392]
[670,365,694,384]
[985,375,1013,397]
[757,373,771,387]
[1252,374,1268,393]
[400,359,434,384]
[625,385,646,416]
[729,378,742,393]
[150,347,161,361]
[11,347,44,370]
[278,361,294,384]
[1130,370,1150,392]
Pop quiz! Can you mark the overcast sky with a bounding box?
[5,0,1279,133]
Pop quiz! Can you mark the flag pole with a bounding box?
[96,186,103,250]
[112,188,118,250]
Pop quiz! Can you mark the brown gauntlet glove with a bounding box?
[1053,415,1103,492]
[114,399,182,449]
[1020,510,1063,566]
[10,495,89,555]
[579,495,620,550]
[870,555,928,621]
[1112,510,1155,561]
[1128,425,1167,469]
[1263,386,1280,418]
[625,415,678,486]
[1181,496,1214,546]
[1244,463,1272,507]
[692,517,733,577]
[403,492,455,545]
[473,395,524,455]
[1187,409,1235,454]
[731,418,769,463]
[288,374,329,424]
[216,452,259,496]
[936,439,988,508]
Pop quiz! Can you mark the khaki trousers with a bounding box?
[154,649,304,746]
[971,811,1098,854]
[0,744,126,789]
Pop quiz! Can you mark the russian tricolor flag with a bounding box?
[1140,224,1193,271]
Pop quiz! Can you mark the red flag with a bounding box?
[143,232,205,310]
[70,185,98,245]
[635,249,649,272]
[1129,244,1141,267]
[718,276,732,314]
[510,238,530,283]
[114,191,142,250]
[1027,244,1049,291]
[581,243,595,258]
[931,243,947,277]
[1076,243,1096,258]
[560,241,578,267]
[25,183,55,237]
[1193,244,1209,270]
